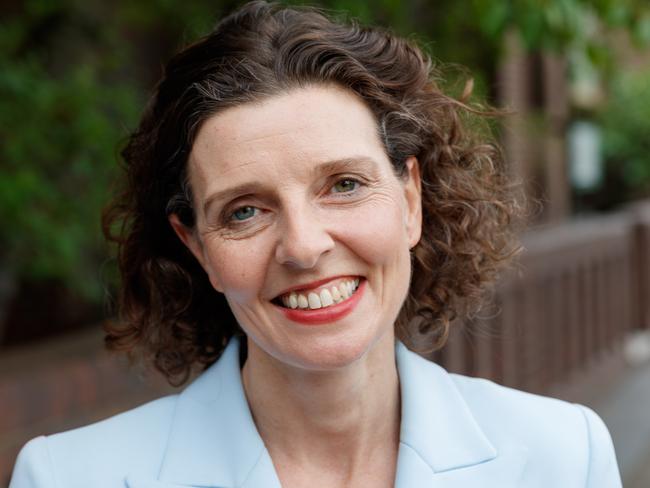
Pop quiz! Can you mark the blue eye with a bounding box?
[231,206,257,221]
[332,179,359,193]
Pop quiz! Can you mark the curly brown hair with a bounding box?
[103,0,522,386]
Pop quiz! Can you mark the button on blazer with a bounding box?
[10,337,622,487]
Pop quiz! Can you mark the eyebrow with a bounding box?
[201,156,381,216]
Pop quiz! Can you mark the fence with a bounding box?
[438,199,650,394]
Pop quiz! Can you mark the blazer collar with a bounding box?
[396,340,496,471]
[394,341,527,487]
[127,338,527,488]
[128,336,281,488]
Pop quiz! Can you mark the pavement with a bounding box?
[587,331,650,488]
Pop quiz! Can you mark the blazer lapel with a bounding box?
[126,337,281,488]
[394,342,528,488]
[395,442,528,488]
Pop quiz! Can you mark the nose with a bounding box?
[274,203,335,269]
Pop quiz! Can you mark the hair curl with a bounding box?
[103,0,523,386]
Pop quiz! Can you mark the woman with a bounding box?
[11,1,621,487]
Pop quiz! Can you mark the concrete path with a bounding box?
[588,332,650,488]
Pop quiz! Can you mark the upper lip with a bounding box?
[274,275,362,298]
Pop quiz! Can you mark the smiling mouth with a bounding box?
[273,278,362,310]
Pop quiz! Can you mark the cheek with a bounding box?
[204,239,271,301]
[337,199,410,265]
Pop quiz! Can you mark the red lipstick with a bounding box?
[275,279,366,325]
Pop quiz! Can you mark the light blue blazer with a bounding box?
[10,337,621,487]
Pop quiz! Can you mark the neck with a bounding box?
[241,332,400,480]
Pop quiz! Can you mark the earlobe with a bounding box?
[404,156,423,249]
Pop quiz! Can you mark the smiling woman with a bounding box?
[9,1,621,487]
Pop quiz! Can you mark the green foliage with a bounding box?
[598,68,650,198]
[471,0,650,85]
[472,0,650,52]
[0,4,139,299]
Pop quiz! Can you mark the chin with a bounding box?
[278,328,393,372]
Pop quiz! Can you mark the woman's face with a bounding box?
[171,85,421,372]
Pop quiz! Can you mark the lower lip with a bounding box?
[275,279,366,326]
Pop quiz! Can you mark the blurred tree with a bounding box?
[306,0,650,119]
[467,0,650,104]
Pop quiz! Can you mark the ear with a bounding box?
[168,214,205,265]
[403,156,422,249]
[168,214,225,293]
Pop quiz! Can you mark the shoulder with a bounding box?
[10,338,246,488]
[450,373,621,486]
[451,372,586,436]
[10,394,178,488]
[398,345,621,486]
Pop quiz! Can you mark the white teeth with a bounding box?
[320,289,334,307]
[279,278,361,310]
[340,282,350,299]
[308,292,322,309]
[331,286,342,302]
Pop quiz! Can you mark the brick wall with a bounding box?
[0,326,177,487]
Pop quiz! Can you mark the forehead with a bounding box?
[188,85,388,184]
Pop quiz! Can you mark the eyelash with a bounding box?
[222,176,365,227]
